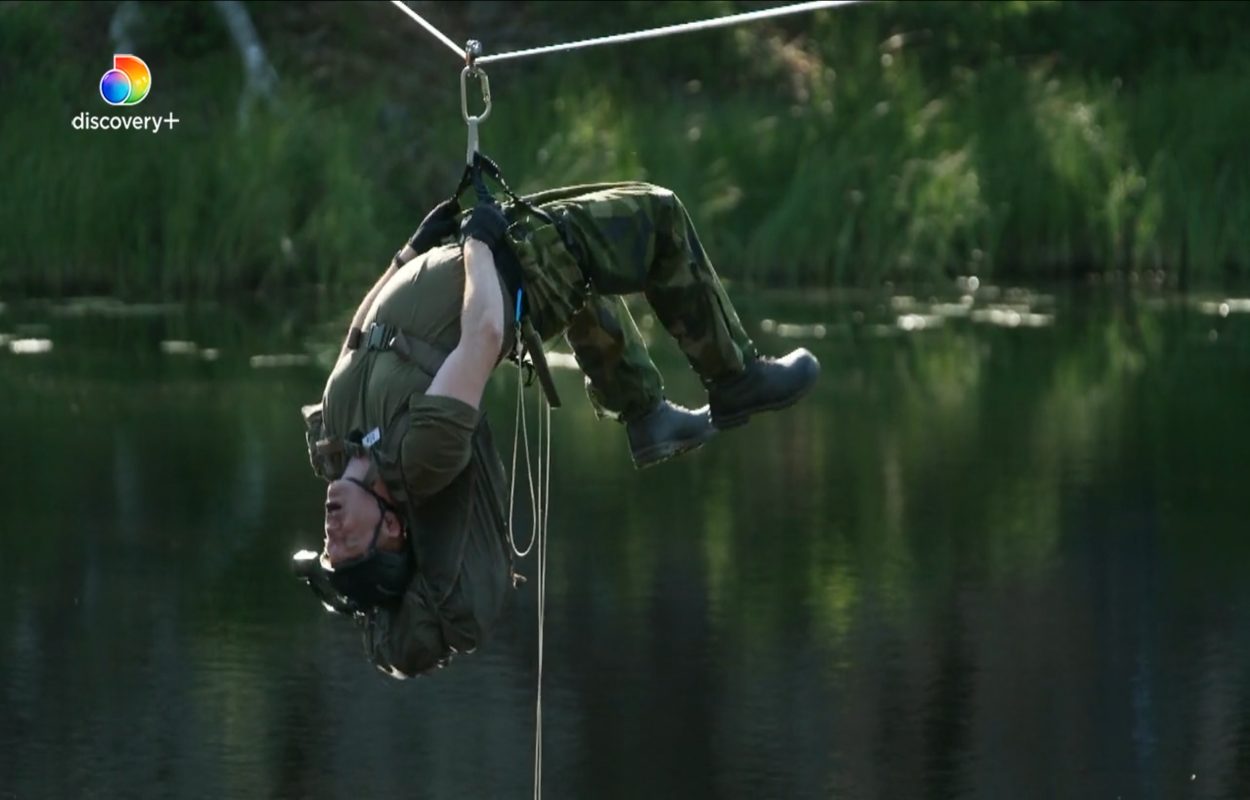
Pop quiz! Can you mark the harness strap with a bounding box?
[456,155,571,408]
[457,153,560,230]
[340,322,452,518]
[347,321,450,377]
[518,318,562,410]
[315,438,345,458]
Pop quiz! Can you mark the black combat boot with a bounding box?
[626,399,717,469]
[707,348,821,430]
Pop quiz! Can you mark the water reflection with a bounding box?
[1,286,1249,799]
[8,337,53,354]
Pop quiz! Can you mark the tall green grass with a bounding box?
[0,82,404,296]
[2,2,1248,297]
[482,47,1250,288]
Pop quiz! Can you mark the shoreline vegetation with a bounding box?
[2,1,1248,298]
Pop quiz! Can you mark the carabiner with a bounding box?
[460,44,491,166]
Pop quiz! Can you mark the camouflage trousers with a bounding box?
[505,183,757,420]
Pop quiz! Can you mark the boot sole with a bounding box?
[631,431,715,470]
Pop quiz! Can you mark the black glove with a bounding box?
[407,197,461,255]
[459,201,510,250]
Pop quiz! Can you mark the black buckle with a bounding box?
[365,322,388,350]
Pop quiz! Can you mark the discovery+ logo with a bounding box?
[72,55,180,133]
[100,53,150,105]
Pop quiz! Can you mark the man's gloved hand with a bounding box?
[460,201,510,250]
[407,197,462,255]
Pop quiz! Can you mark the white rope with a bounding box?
[508,360,540,558]
[532,395,551,800]
[478,1,862,65]
[388,0,465,61]
[505,356,553,800]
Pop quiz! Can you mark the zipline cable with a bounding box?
[387,0,465,61]
[389,1,864,66]
[479,0,863,65]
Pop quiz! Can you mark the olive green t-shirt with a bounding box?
[312,243,516,676]
[319,242,501,502]
[364,242,468,354]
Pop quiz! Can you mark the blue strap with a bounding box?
[514,288,524,324]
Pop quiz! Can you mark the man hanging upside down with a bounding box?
[295,176,820,677]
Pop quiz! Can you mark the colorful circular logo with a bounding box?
[99,55,151,106]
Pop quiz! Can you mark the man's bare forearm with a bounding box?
[459,240,505,356]
[424,240,504,408]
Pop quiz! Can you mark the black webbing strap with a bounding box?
[455,153,559,229]
[347,322,449,376]
[454,153,563,409]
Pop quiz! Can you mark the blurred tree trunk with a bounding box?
[109,0,279,128]
[108,0,140,54]
[213,0,280,129]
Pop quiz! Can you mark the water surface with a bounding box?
[2,284,1249,800]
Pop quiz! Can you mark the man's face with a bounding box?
[323,479,383,565]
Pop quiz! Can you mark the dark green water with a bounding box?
[2,284,1249,800]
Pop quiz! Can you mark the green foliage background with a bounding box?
[2,0,1248,296]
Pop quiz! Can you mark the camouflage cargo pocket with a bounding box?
[506,218,586,342]
[301,402,336,480]
[302,401,355,481]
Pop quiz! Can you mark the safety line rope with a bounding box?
[534,396,551,800]
[507,362,538,557]
[389,1,863,65]
[507,356,552,799]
